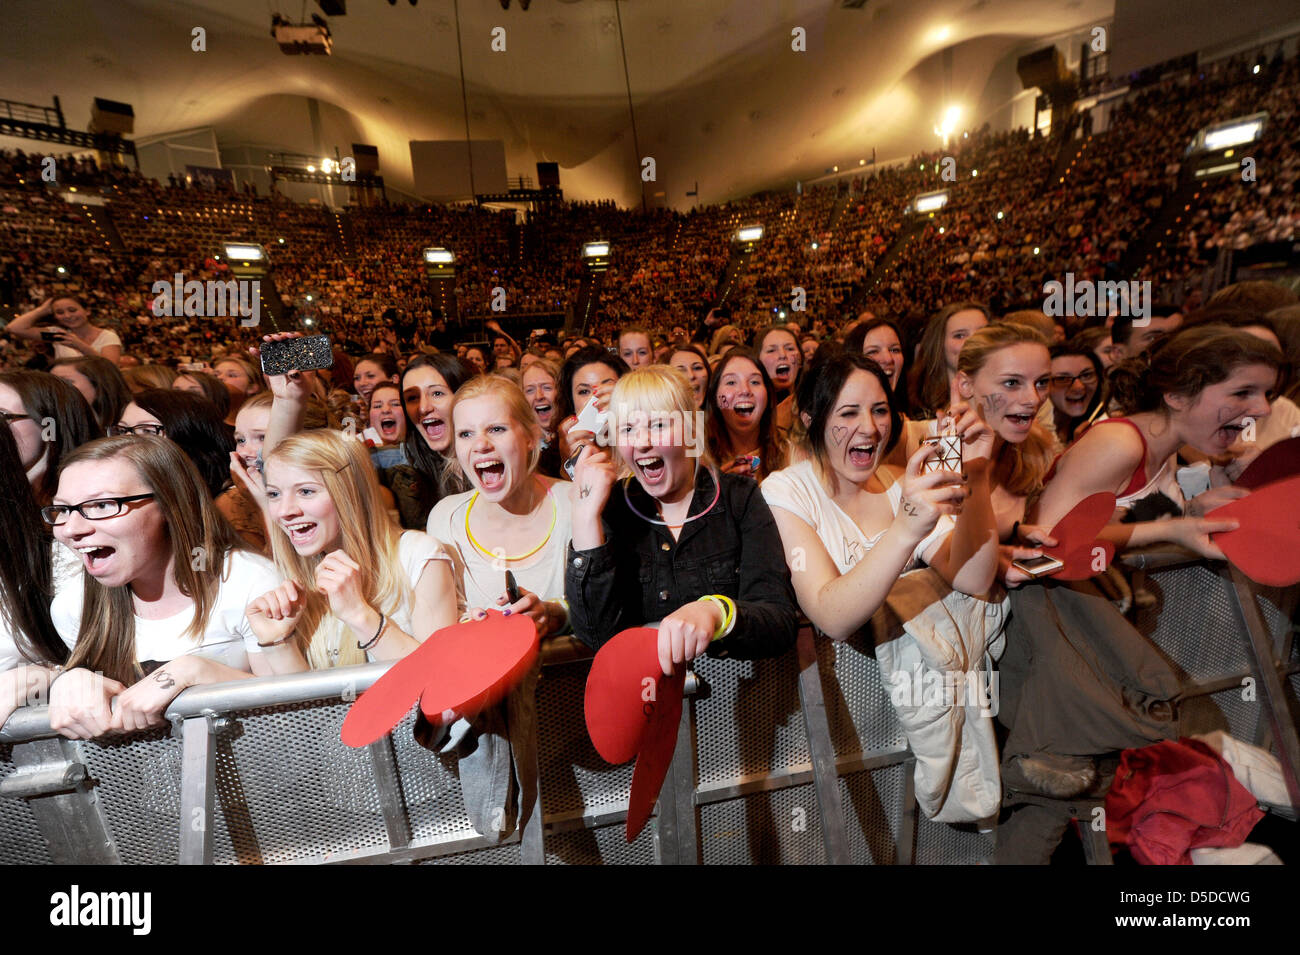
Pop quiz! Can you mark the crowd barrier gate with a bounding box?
[2,551,1296,865]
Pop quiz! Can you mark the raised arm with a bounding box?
[5,298,53,342]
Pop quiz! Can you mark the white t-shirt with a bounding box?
[53,549,278,673]
[244,530,453,664]
[53,327,121,360]
[427,481,573,614]
[761,459,953,575]
[0,543,83,673]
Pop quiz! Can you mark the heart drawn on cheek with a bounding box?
[831,426,848,446]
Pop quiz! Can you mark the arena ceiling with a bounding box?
[1,0,1112,207]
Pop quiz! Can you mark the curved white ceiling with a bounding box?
[0,0,1112,206]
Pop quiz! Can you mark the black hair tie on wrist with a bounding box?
[1011,520,1020,543]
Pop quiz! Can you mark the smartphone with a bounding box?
[505,570,521,604]
[259,334,333,376]
[563,447,583,480]
[922,434,963,475]
[40,329,62,342]
[1011,554,1064,578]
[735,455,761,473]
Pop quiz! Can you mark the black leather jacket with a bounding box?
[565,466,798,660]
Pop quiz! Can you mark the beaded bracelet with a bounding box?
[358,614,388,652]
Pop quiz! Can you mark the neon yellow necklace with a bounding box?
[464,480,557,562]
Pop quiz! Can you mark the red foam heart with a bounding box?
[341,625,447,748]
[1043,491,1117,561]
[626,667,686,843]
[584,628,661,764]
[1050,539,1116,581]
[1235,436,1300,490]
[1208,475,1300,586]
[340,612,537,748]
[416,612,539,720]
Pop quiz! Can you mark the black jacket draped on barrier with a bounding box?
[565,467,799,659]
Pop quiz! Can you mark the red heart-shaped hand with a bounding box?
[1050,539,1116,581]
[340,611,537,748]
[1208,474,1300,586]
[626,667,686,843]
[584,627,661,764]
[1235,436,1300,490]
[1043,492,1117,562]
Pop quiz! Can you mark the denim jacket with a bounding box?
[565,467,798,660]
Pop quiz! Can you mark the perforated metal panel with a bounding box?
[536,661,636,820]
[693,653,809,785]
[390,711,482,845]
[78,727,182,865]
[1134,566,1288,684]
[424,842,520,865]
[839,764,905,864]
[817,636,906,759]
[545,820,657,865]
[0,743,53,865]
[916,815,993,865]
[699,782,825,865]
[207,700,389,864]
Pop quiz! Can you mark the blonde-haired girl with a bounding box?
[248,429,458,670]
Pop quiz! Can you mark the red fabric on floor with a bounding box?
[1105,737,1264,865]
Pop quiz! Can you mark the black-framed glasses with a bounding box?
[0,412,31,423]
[41,494,156,525]
[108,422,166,437]
[1050,370,1099,390]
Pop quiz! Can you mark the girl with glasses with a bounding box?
[45,436,280,739]
[1046,342,1106,444]
[0,370,98,508]
[0,426,72,731]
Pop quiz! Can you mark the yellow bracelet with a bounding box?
[698,595,736,641]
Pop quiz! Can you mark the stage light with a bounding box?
[938,227,945,234]
[423,247,457,279]
[811,242,819,250]
[735,225,764,243]
[997,211,1004,219]
[1202,116,1264,150]
[56,266,66,274]
[223,242,267,263]
[971,169,978,177]
[1033,247,1040,255]
[305,295,313,302]
[911,190,948,214]
[306,164,316,173]
[582,241,611,259]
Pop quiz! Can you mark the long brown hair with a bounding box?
[912,301,990,417]
[62,437,243,684]
[956,323,1058,497]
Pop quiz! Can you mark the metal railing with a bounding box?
[2,552,1296,865]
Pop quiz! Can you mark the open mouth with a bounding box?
[75,544,115,575]
[283,521,318,547]
[1004,413,1034,429]
[733,401,757,420]
[1218,420,1247,444]
[635,455,666,485]
[847,442,876,469]
[378,416,400,441]
[774,363,792,378]
[474,457,506,492]
[421,415,447,445]
[533,402,552,421]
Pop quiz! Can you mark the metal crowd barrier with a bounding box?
[2,551,1297,865]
